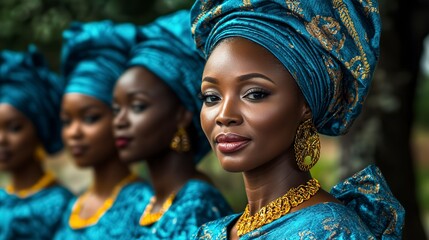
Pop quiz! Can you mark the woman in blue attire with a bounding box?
[191,0,405,239]
[54,21,152,239]
[112,10,232,239]
[0,46,73,239]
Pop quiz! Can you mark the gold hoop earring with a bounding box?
[170,127,191,153]
[294,119,320,171]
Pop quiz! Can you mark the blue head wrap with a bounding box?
[191,0,382,136]
[128,10,210,163]
[0,45,64,154]
[61,20,139,105]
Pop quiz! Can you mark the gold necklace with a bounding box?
[69,173,137,229]
[236,178,321,236]
[139,192,176,226]
[6,172,55,198]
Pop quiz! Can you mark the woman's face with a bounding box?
[61,94,117,167]
[0,104,40,171]
[112,67,184,163]
[200,37,308,172]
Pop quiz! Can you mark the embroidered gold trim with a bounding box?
[236,179,321,236]
[68,174,137,229]
[6,172,55,198]
[139,193,176,226]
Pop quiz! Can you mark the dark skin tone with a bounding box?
[0,104,47,192]
[201,38,340,239]
[61,94,132,218]
[113,67,210,210]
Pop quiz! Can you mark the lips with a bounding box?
[215,133,250,154]
[69,145,87,157]
[115,137,132,149]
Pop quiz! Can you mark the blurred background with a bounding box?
[0,0,428,239]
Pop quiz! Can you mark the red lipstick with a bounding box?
[215,133,250,154]
[115,137,132,149]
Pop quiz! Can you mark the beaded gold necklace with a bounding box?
[69,173,137,229]
[236,178,321,236]
[6,172,55,198]
[139,192,176,226]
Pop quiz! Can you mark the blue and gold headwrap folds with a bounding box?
[191,0,381,136]
[61,20,139,105]
[129,10,210,163]
[0,46,64,154]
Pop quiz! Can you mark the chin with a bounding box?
[119,151,141,164]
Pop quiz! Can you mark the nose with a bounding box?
[64,120,83,140]
[113,108,130,130]
[215,96,243,127]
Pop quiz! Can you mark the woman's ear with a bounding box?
[301,102,312,121]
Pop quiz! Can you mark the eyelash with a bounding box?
[199,87,271,105]
[243,88,271,100]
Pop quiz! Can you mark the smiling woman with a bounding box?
[191,0,405,239]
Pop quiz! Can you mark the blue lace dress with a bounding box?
[53,181,152,240]
[134,180,233,240]
[192,165,405,240]
[0,185,73,240]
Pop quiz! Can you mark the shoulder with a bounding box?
[192,214,239,240]
[175,180,233,216]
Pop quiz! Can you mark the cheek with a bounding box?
[200,106,217,140]
[245,104,300,147]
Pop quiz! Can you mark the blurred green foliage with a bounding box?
[0,0,194,71]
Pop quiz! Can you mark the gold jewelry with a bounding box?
[139,193,176,226]
[170,127,191,152]
[294,118,320,171]
[237,178,320,236]
[6,172,55,198]
[69,173,138,229]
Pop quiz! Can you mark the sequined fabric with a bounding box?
[0,185,73,240]
[192,165,404,239]
[134,180,232,240]
[53,181,152,240]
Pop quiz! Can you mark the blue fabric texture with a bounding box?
[129,10,210,163]
[0,46,64,153]
[53,181,152,240]
[0,185,73,240]
[191,0,382,136]
[61,20,139,105]
[192,165,404,239]
[133,180,233,240]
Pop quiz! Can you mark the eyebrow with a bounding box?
[202,73,274,84]
[237,73,274,83]
[126,89,151,97]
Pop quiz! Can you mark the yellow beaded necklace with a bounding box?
[236,178,321,236]
[139,192,176,226]
[6,172,55,198]
[68,173,137,229]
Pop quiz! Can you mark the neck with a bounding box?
[242,151,311,215]
[11,160,45,191]
[146,151,199,201]
[91,156,131,197]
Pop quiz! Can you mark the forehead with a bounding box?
[61,94,109,113]
[0,104,29,122]
[204,37,287,77]
[116,66,179,101]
